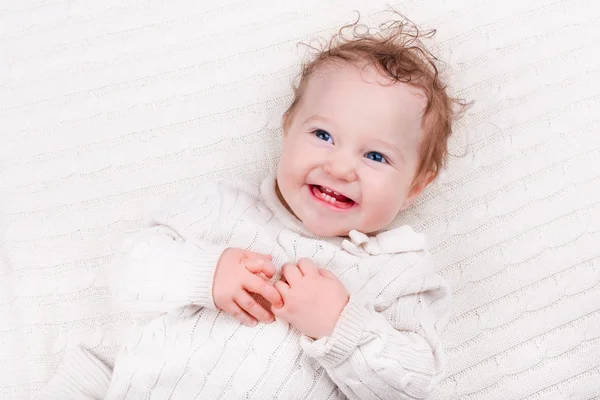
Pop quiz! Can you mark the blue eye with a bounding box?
[314,129,333,143]
[365,151,387,163]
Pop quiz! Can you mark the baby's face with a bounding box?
[277,62,428,237]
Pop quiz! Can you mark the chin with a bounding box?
[302,219,348,238]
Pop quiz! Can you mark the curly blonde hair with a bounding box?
[284,15,467,182]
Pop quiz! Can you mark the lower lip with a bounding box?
[308,185,356,211]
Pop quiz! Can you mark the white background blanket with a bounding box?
[1,0,599,398]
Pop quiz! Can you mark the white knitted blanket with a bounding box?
[1,0,599,399]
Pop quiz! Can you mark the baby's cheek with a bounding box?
[367,181,405,220]
[362,207,393,232]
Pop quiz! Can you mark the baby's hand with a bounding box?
[213,248,283,326]
[271,258,349,339]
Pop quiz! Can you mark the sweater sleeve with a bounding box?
[108,182,229,321]
[300,269,452,400]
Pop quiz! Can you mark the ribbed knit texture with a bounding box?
[38,346,111,400]
[36,176,451,399]
[2,1,600,399]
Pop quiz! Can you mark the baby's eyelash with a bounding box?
[365,151,388,163]
[313,129,333,143]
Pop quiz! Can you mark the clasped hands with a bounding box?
[213,248,349,340]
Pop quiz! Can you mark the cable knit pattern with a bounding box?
[1,0,600,399]
[37,177,450,399]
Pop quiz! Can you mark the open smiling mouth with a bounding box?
[309,185,356,210]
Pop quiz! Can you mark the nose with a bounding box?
[323,148,357,182]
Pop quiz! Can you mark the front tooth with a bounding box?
[319,191,337,203]
[333,191,340,196]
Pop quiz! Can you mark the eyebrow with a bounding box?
[303,115,337,126]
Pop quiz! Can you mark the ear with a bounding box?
[401,171,436,210]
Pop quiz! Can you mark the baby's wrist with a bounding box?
[312,294,350,340]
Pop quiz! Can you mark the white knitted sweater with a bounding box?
[38,175,451,400]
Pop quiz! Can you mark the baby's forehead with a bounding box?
[306,61,427,108]
[302,62,427,121]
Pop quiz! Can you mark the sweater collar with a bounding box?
[259,175,427,256]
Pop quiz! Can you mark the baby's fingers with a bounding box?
[234,291,274,324]
[244,255,276,278]
[243,274,283,308]
[318,268,338,279]
[225,302,258,327]
[297,258,319,276]
[273,280,290,300]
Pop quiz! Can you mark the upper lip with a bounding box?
[311,184,356,203]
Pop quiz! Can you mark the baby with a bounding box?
[39,17,464,400]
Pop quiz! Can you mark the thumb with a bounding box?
[244,256,276,278]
